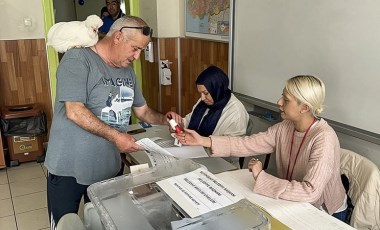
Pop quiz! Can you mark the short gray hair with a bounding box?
[107,16,148,40]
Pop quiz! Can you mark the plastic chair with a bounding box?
[340,148,380,229]
[56,213,86,230]
[83,202,104,230]
[56,203,105,230]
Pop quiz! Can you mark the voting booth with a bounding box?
[87,159,270,230]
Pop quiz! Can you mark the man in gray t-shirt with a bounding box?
[45,16,182,228]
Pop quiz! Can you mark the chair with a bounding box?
[56,213,86,230]
[239,117,254,168]
[340,148,380,229]
[56,203,105,230]
[239,117,271,169]
[83,202,104,230]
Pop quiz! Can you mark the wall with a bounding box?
[159,38,180,113]
[139,33,380,169]
[231,0,380,168]
[140,37,229,117]
[0,0,53,143]
[0,0,45,40]
[232,0,380,139]
[0,40,52,118]
[141,38,160,112]
[180,38,228,115]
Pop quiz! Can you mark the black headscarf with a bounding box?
[188,66,232,136]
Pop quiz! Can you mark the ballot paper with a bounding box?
[146,151,178,166]
[157,167,245,218]
[136,138,209,167]
[136,138,174,156]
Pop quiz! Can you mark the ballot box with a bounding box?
[87,159,270,230]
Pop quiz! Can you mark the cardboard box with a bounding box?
[11,136,40,154]
[7,136,44,163]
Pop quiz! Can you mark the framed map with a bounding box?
[185,0,231,42]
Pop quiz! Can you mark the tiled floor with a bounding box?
[0,162,49,230]
[0,161,130,230]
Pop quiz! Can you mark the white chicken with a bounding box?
[47,15,103,53]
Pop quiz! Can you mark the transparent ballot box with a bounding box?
[87,159,270,230]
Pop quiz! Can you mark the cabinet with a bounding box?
[139,0,184,38]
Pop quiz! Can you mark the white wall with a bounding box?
[232,0,380,135]
[0,0,45,40]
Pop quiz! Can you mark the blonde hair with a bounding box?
[285,75,325,117]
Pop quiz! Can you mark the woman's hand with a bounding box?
[248,158,263,180]
[176,128,211,147]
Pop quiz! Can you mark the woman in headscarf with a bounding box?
[183,66,249,167]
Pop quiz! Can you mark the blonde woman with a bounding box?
[177,75,348,222]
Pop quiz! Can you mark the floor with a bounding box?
[0,161,130,230]
[0,162,50,230]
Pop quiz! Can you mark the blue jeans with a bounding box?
[332,208,349,223]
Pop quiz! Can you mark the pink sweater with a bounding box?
[210,118,346,214]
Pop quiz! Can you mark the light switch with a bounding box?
[23,17,32,27]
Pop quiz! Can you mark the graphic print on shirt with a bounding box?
[99,76,134,130]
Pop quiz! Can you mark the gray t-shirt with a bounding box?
[45,47,145,185]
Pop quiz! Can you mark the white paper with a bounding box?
[157,168,244,218]
[146,151,177,167]
[136,138,174,156]
[165,146,208,159]
[136,138,209,165]
[216,169,355,230]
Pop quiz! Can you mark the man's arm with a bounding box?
[65,101,142,153]
[133,104,182,126]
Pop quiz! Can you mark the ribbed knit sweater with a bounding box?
[210,118,346,214]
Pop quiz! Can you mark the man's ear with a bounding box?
[113,31,123,44]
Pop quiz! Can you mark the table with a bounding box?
[124,124,238,174]
[122,124,354,230]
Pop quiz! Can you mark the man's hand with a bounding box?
[164,111,183,126]
[113,132,144,153]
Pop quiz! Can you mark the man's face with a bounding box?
[112,31,150,68]
[106,0,121,18]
